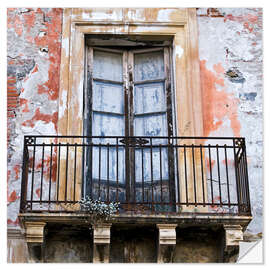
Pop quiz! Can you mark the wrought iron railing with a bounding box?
[20,136,251,215]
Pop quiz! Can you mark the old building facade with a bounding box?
[7,7,262,263]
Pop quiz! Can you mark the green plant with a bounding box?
[78,196,120,222]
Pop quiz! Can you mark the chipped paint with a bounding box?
[175,45,184,59]
[157,9,174,21]
[7,8,262,262]
[200,60,241,137]
[7,8,62,230]
[62,37,69,57]
[59,90,67,118]
[198,8,262,237]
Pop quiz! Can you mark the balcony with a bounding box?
[19,135,251,217]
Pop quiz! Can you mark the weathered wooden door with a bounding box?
[85,46,175,208]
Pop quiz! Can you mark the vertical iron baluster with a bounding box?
[20,137,29,212]
[73,144,77,202]
[240,153,246,211]
[116,138,119,203]
[175,140,180,208]
[133,146,136,204]
[159,144,163,204]
[56,143,61,202]
[224,146,231,207]
[243,140,251,214]
[216,145,222,206]
[192,144,197,206]
[200,145,205,206]
[81,141,85,199]
[48,143,53,203]
[98,143,101,199]
[107,143,110,203]
[184,144,188,205]
[141,147,144,203]
[30,139,36,210]
[65,143,69,203]
[150,138,154,212]
[88,141,92,200]
[208,145,214,205]
[233,139,240,214]
[40,143,45,203]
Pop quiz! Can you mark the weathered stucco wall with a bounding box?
[7,8,63,226]
[197,8,263,237]
[7,7,262,262]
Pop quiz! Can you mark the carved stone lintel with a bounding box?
[157,224,177,263]
[93,223,112,263]
[224,224,243,249]
[24,222,46,262]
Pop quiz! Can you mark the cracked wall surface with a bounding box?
[7,8,62,226]
[7,7,262,244]
[197,8,263,238]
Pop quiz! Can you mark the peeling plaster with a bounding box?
[62,37,69,57]
[59,90,67,118]
[157,9,176,22]
[175,45,184,59]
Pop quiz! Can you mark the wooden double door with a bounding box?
[84,46,175,209]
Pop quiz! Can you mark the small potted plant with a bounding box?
[78,196,120,224]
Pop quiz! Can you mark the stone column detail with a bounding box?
[156,224,177,263]
[93,223,112,263]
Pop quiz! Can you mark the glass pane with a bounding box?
[92,112,124,137]
[135,148,169,182]
[93,50,123,82]
[92,146,125,183]
[134,51,164,81]
[134,113,167,137]
[134,82,166,114]
[93,81,124,114]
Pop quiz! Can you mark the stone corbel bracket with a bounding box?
[223,224,243,262]
[24,221,46,262]
[93,223,112,263]
[157,224,177,263]
[224,224,243,249]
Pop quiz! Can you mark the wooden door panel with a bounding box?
[134,50,164,81]
[92,82,124,114]
[134,82,166,114]
[93,50,123,82]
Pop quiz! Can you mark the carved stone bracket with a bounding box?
[93,223,112,263]
[224,224,243,248]
[156,224,177,263]
[223,224,243,263]
[24,222,46,263]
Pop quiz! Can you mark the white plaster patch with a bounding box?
[78,79,84,116]
[82,12,90,20]
[90,11,121,21]
[59,90,67,118]
[175,45,184,59]
[62,37,69,57]
[157,9,174,22]
[127,9,145,21]
[33,121,56,135]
